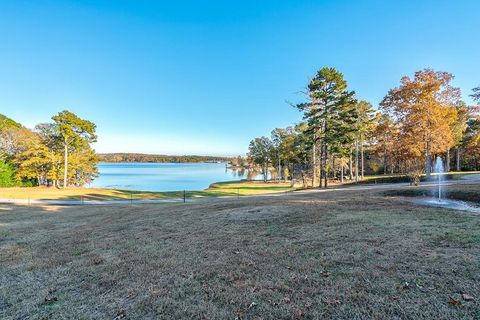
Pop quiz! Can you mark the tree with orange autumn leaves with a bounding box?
[380,69,460,178]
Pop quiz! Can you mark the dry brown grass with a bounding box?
[1,189,479,319]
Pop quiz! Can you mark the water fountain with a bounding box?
[434,156,444,201]
[408,156,480,213]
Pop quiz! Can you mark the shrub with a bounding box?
[0,160,17,187]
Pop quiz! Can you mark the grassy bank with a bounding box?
[383,182,480,204]
[344,171,480,185]
[0,180,296,201]
[1,188,479,318]
[1,172,478,201]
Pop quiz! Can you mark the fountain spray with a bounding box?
[434,157,444,201]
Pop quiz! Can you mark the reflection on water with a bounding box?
[89,162,249,192]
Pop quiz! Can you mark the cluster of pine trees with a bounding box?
[0,111,98,187]
[248,67,480,187]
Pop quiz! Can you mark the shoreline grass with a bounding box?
[1,172,478,201]
[0,180,296,201]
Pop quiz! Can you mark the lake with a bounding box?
[89,162,248,192]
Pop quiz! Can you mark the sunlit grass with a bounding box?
[1,172,478,201]
[0,180,296,201]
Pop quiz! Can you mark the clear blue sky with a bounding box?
[1,0,479,156]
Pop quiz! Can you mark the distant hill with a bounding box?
[97,153,233,163]
[0,114,21,131]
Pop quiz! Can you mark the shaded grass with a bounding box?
[383,183,480,204]
[346,171,480,185]
[1,189,479,319]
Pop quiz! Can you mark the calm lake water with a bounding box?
[89,162,247,192]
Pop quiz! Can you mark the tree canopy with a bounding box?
[0,111,99,187]
[245,68,480,186]
[380,69,460,177]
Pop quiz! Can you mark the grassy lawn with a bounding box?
[1,188,479,318]
[0,180,296,201]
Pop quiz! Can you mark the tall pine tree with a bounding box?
[296,67,357,188]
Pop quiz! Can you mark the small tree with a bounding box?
[14,132,50,185]
[450,101,470,171]
[355,100,376,179]
[374,114,401,175]
[406,159,423,186]
[471,86,480,103]
[248,136,273,182]
[0,160,17,187]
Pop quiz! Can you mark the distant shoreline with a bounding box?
[97,153,233,164]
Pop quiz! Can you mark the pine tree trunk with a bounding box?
[290,164,294,187]
[324,144,328,188]
[284,162,289,183]
[340,163,344,184]
[332,156,336,179]
[361,139,364,179]
[446,149,450,172]
[349,148,353,180]
[383,139,387,175]
[355,140,359,183]
[277,155,281,181]
[312,136,316,188]
[324,100,328,189]
[63,140,68,188]
[456,147,461,171]
[264,162,268,182]
[425,140,432,178]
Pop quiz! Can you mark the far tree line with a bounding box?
[247,67,480,187]
[98,153,232,163]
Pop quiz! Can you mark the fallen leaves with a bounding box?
[448,296,461,306]
[448,293,474,306]
[43,296,57,305]
[43,288,57,305]
[419,248,434,257]
[320,271,331,278]
[114,309,126,320]
[462,293,474,301]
